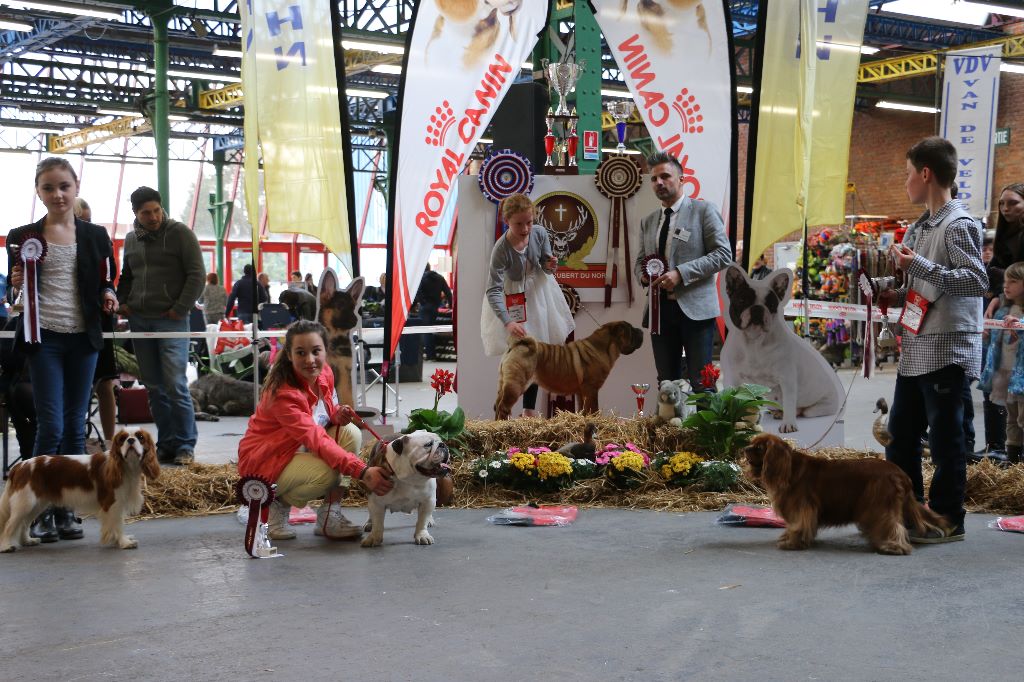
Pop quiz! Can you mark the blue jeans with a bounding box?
[129,315,197,454]
[651,293,716,393]
[28,330,98,456]
[886,364,967,527]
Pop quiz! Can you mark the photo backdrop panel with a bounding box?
[457,174,662,419]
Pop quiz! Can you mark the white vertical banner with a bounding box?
[386,1,550,360]
[591,0,734,215]
[941,46,1001,219]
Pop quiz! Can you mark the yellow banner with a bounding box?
[240,0,353,273]
[748,0,868,268]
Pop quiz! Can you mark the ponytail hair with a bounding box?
[262,320,330,396]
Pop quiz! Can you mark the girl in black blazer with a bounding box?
[6,157,117,541]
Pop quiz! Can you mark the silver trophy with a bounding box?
[542,58,586,116]
[607,100,636,154]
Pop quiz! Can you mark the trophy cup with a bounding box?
[544,108,556,168]
[542,58,585,116]
[607,100,636,154]
[631,382,651,418]
[566,109,578,167]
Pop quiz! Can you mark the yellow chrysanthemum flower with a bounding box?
[536,451,573,480]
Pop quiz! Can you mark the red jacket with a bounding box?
[237,365,367,484]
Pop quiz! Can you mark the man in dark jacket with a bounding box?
[414,264,452,360]
[117,186,206,465]
[225,264,268,324]
[279,273,318,321]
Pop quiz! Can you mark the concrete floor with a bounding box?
[3,361,1017,681]
[1,510,1020,681]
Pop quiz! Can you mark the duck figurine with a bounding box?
[872,397,892,449]
[557,423,598,460]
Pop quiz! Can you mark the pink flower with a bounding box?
[528,447,551,455]
[507,447,521,455]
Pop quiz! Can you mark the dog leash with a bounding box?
[318,405,390,541]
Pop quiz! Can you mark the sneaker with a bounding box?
[909,524,965,544]
[172,449,195,466]
[314,505,362,539]
[266,500,296,540]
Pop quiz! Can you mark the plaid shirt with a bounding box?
[880,200,987,378]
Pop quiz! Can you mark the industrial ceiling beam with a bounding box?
[859,32,1024,83]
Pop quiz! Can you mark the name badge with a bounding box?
[899,288,931,335]
[506,292,527,323]
[673,228,691,243]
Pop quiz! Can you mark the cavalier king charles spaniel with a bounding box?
[0,429,160,552]
[743,433,951,555]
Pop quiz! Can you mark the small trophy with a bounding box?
[607,100,636,155]
[631,382,651,418]
[566,109,578,167]
[544,108,556,167]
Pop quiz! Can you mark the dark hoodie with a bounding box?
[117,217,206,319]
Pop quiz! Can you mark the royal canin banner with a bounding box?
[941,46,1001,219]
[590,0,735,217]
[385,0,551,361]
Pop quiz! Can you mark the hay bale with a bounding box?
[136,463,239,519]
[463,411,697,458]
[130,439,1024,520]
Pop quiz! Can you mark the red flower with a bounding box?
[700,363,720,390]
[430,368,455,397]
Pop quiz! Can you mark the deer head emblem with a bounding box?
[540,204,589,263]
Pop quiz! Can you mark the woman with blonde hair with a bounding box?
[480,193,574,417]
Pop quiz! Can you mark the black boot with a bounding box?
[29,509,59,543]
[54,508,84,540]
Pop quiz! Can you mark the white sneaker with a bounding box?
[314,505,363,539]
[267,500,296,540]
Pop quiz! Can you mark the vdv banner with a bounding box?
[386,0,550,360]
[240,0,356,274]
[941,46,1001,219]
[590,0,735,221]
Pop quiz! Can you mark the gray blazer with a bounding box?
[633,197,732,321]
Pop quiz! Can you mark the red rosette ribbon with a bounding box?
[235,476,276,558]
[643,255,667,334]
[16,232,48,344]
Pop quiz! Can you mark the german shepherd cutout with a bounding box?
[316,269,365,409]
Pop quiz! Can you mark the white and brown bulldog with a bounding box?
[362,430,452,547]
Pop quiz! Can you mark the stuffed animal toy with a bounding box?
[654,379,690,426]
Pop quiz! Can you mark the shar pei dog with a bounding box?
[494,321,644,419]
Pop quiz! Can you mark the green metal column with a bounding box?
[209,148,227,283]
[573,0,602,175]
[152,9,171,209]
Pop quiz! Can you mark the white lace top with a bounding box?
[38,242,85,333]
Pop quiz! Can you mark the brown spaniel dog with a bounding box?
[0,429,160,552]
[743,434,950,555]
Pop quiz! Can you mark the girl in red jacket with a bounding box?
[238,320,393,540]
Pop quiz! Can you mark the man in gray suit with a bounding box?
[634,151,732,391]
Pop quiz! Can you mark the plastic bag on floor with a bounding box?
[989,516,1024,533]
[716,504,787,528]
[487,504,578,526]
[289,506,317,524]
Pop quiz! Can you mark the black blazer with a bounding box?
[6,217,116,352]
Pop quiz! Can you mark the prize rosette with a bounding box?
[14,231,48,344]
[478,149,535,239]
[643,255,668,334]
[595,156,643,307]
[236,475,276,558]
